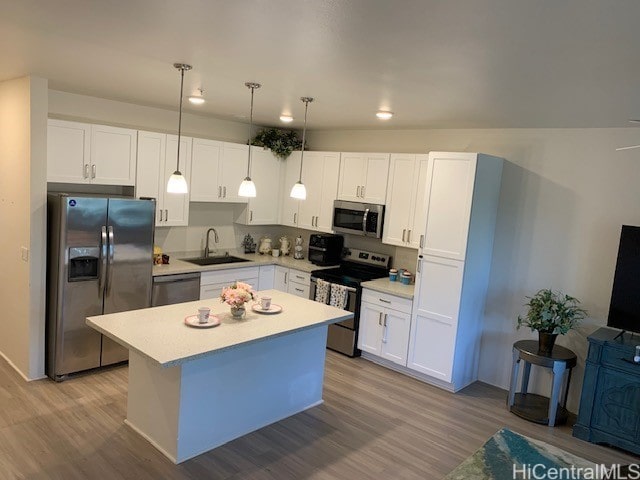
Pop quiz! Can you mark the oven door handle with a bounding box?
[362,208,369,236]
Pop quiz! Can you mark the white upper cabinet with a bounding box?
[297,152,340,232]
[279,151,302,227]
[190,138,223,202]
[420,152,478,261]
[47,119,137,185]
[190,140,248,203]
[235,147,281,225]
[47,120,90,183]
[219,142,250,203]
[383,154,429,249]
[337,152,390,204]
[136,131,191,227]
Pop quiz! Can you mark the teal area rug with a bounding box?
[445,428,599,480]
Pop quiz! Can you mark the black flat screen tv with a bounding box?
[607,225,640,334]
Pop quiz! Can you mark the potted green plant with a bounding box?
[517,288,587,354]
[251,128,303,160]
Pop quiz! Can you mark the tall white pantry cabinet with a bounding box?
[407,152,503,392]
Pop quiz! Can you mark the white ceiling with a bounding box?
[2,0,640,130]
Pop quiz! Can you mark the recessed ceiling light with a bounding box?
[376,111,393,120]
[280,115,294,123]
[188,88,205,105]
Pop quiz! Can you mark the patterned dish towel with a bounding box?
[315,278,330,304]
[330,283,349,309]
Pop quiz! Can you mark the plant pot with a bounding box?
[230,305,246,319]
[538,332,558,355]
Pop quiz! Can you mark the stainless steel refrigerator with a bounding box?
[46,193,155,380]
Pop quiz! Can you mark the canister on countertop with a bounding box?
[389,268,398,281]
[400,270,412,285]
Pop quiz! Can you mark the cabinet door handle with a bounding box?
[83,164,89,179]
[294,288,304,293]
[295,275,304,280]
[419,234,424,248]
[284,272,288,284]
[218,186,222,198]
[378,312,383,326]
[158,209,163,222]
[382,314,388,343]
[417,260,421,273]
[223,186,226,198]
[164,209,168,221]
[379,298,391,304]
[250,210,253,221]
[402,229,406,242]
[356,186,361,197]
[293,212,297,224]
[91,164,96,179]
[361,185,365,198]
[407,230,411,243]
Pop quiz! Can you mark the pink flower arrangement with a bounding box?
[220,282,255,307]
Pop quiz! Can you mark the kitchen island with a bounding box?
[86,290,352,464]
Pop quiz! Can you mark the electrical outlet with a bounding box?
[21,247,29,262]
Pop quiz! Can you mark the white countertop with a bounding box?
[152,250,331,276]
[361,278,415,299]
[87,289,352,367]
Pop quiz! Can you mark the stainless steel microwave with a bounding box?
[332,200,384,238]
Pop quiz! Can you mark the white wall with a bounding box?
[307,127,640,412]
[49,90,250,143]
[0,76,48,380]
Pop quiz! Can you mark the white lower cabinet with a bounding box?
[258,265,275,290]
[273,266,310,298]
[274,266,289,291]
[358,289,412,367]
[199,267,260,300]
[406,256,464,383]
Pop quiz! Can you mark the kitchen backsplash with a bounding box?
[154,202,418,271]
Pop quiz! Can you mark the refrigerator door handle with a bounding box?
[99,226,108,295]
[106,226,115,295]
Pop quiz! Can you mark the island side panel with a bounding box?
[125,351,182,462]
[175,325,329,463]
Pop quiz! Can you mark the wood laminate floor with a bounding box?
[0,351,637,479]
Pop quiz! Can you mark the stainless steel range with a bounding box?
[310,248,390,357]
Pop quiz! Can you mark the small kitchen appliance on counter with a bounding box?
[310,248,391,357]
[308,233,344,266]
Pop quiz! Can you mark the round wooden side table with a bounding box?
[507,340,577,426]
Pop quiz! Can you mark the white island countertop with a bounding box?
[87,289,352,368]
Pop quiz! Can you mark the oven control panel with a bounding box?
[343,248,390,268]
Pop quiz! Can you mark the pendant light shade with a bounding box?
[167,63,191,194]
[290,181,306,199]
[167,172,189,193]
[238,178,257,197]
[290,96,313,200]
[238,82,261,198]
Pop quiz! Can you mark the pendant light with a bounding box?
[167,63,191,194]
[238,82,261,197]
[290,97,313,200]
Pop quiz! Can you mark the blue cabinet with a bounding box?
[573,328,640,455]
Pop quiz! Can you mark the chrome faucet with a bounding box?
[204,228,219,257]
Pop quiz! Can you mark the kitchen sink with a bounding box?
[182,255,251,266]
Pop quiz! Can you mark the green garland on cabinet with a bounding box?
[251,128,304,160]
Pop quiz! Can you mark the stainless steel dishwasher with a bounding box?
[151,272,201,306]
